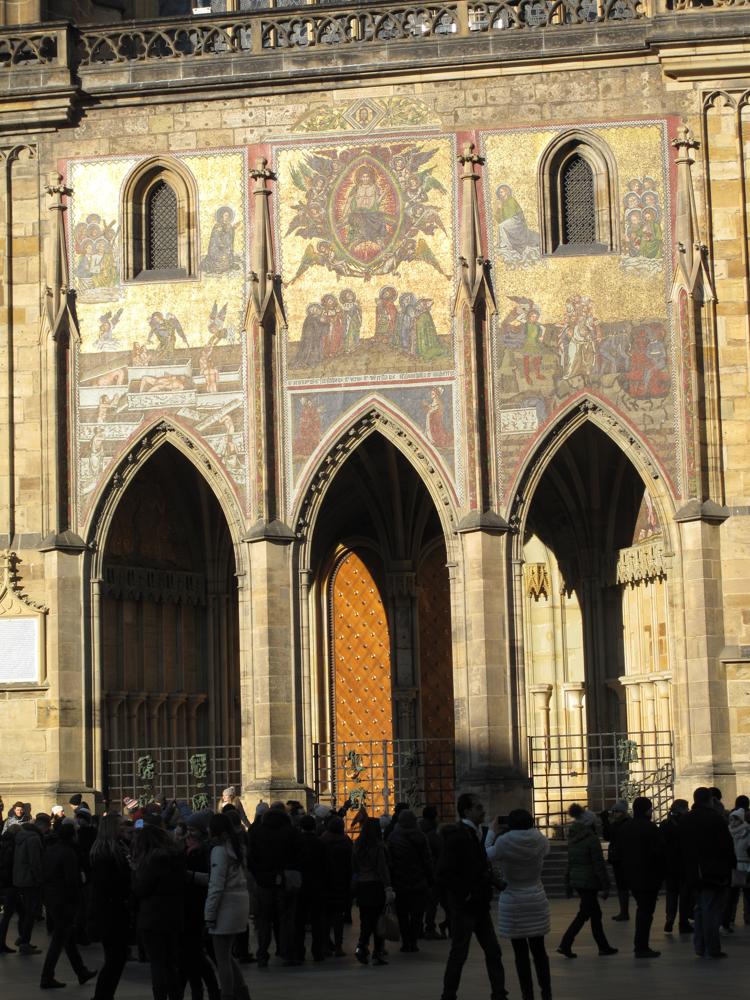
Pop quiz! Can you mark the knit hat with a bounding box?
[611,800,629,814]
[123,797,139,812]
[255,801,269,819]
[51,805,64,817]
[397,809,418,829]
[313,803,332,820]
[186,810,212,833]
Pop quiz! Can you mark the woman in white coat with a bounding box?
[205,813,252,1000]
[485,809,551,1000]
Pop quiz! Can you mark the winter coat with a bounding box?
[659,814,687,879]
[184,840,211,935]
[320,829,353,904]
[437,821,493,912]
[602,812,630,867]
[89,846,132,936]
[418,817,442,873]
[728,809,750,872]
[42,835,81,909]
[353,840,390,887]
[0,825,17,889]
[618,816,665,893]
[249,809,301,889]
[387,823,433,893]
[565,821,609,893]
[12,824,44,889]
[680,804,735,891]
[486,828,550,939]
[205,841,249,936]
[132,847,186,932]
[299,830,326,894]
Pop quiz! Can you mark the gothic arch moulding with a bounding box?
[505,396,679,560]
[292,400,459,559]
[538,129,620,255]
[120,155,199,281]
[85,417,247,578]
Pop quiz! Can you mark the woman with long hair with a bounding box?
[132,822,186,1000]
[352,817,393,966]
[89,813,132,1000]
[205,812,251,1000]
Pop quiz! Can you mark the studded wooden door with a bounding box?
[418,544,455,816]
[330,549,393,810]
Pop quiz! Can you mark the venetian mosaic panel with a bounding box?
[481,121,680,499]
[68,150,249,519]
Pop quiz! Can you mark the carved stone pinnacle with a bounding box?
[251,157,275,186]
[458,142,484,168]
[672,122,699,153]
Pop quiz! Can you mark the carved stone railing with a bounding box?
[0,27,61,67]
[0,0,744,78]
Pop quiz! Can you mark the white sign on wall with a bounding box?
[0,617,39,683]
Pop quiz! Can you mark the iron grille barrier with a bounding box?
[529,730,674,835]
[107,745,241,812]
[313,738,455,821]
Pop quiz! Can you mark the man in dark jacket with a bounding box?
[437,793,506,1000]
[293,815,327,963]
[13,817,46,954]
[40,823,96,989]
[618,796,665,957]
[250,801,302,967]
[659,798,693,933]
[320,815,352,956]
[681,785,735,958]
[388,809,433,952]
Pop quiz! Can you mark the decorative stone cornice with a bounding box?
[615,538,666,585]
[524,562,551,601]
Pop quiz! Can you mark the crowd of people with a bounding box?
[0,784,746,1000]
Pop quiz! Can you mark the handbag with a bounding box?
[731,869,748,888]
[376,902,400,942]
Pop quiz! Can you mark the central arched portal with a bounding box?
[520,421,674,830]
[309,433,455,818]
[98,444,241,808]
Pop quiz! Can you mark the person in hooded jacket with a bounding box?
[249,801,301,967]
[89,813,132,1000]
[557,804,616,959]
[659,799,693,934]
[132,822,187,1000]
[723,800,750,931]
[486,809,551,1000]
[388,808,433,952]
[205,813,251,1000]
[39,821,97,989]
[320,814,352,956]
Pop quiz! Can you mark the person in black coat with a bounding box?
[600,800,631,921]
[132,822,187,1000]
[680,785,735,959]
[618,796,665,958]
[40,822,96,989]
[181,811,220,1000]
[320,815,352,956]
[293,815,327,963]
[659,799,693,934]
[437,793,506,1000]
[388,809,433,952]
[89,813,132,1000]
[419,806,445,938]
[249,802,301,967]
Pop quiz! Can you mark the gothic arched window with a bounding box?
[539,131,619,256]
[122,157,198,281]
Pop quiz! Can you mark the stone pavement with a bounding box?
[0,897,746,999]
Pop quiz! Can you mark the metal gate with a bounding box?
[107,745,241,811]
[529,730,674,834]
[313,738,455,820]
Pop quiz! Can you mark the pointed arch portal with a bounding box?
[97,443,241,806]
[515,420,675,830]
[308,431,455,819]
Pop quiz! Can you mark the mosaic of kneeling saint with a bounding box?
[68,149,249,519]
[273,135,458,499]
[481,121,683,500]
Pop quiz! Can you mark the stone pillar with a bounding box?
[186,694,206,747]
[167,693,187,748]
[147,693,167,748]
[654,676,672,734]
[453,526,522,814]
[529,683,553,769]
[126,693,146,749]
[563,682,585,772]
[243,530,307,802]
[106,692,126,753]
